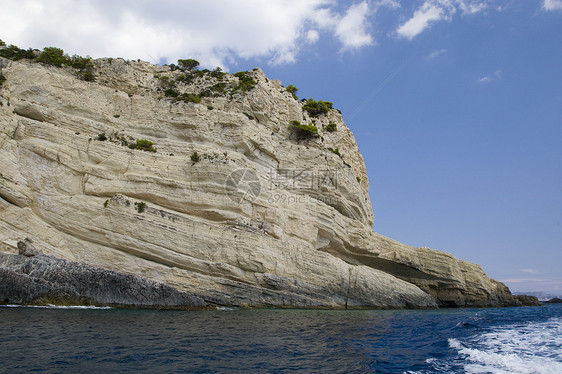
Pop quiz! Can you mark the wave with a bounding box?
[447,317,562,374]
[1,304,112,310]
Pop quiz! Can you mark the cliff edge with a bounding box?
[0,50,526,308]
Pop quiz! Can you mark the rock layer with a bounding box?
[0,55,522,308]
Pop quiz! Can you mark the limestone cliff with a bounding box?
[0,53,524,308]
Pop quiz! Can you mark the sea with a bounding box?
[1,304,561,373]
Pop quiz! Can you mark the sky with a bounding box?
[1,0,561,295]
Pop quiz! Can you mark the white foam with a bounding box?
[1,304,112,310]
[216,306,236,311]
[448,318,562,374]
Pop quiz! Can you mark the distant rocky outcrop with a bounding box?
[545,298,562,304]
[514,294,542,306]
[0,47,528,308]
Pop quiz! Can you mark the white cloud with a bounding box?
[0,0,377,69]
[544,0,562,11]
[456,0,488,15]
[520,268,539,274]
[334,1,374,50]
[396,1,456,40]
[478,69,502,82]
[426,48,447,60]
[306,30,320,44]
[396,0,493,40]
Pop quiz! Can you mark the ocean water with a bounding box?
[1,304,561,373]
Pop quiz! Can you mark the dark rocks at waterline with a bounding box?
[0,253,206,309]
[544,298,562,304]
[514,294,542,306]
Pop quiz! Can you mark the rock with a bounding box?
[0,55,522,308]
[514,295,542,306]
[0,253,206,308]
[544,297,562,304]
[17,238,39,257]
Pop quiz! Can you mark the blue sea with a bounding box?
[1,304,561,373]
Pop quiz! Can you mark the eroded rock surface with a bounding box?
[0,56,520,308]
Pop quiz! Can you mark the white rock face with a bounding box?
[0,56,517,307]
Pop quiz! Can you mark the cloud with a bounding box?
[396,0,491,40]
[306,30,320,44]
[520,268,539,274]
[501,277,562,293]
[0,0,376,69]
[396,1,456,40]
[333,1,374,50]
[478,69,502,82]
[456,0,488,15]
[425,48,447,60]
[543,0,562,11]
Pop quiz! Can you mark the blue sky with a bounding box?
[1,0,561,294]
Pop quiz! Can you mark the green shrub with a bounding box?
[176,73,194,84]
[210,67,226,80]
[36,47,71,67]
[233,71,257,92]
[209,82,227,95]
[286,84,298,100]
[0,44,35,60]
[326,122,337,132]
[291,120,318,139]
[303,98,332,117]
[129,139,156,152]
[103,200,109,208]
[82,70,95,82]
[195,69,210,78]
[356,177,361,183]
[178,93,201,103]
[164,88,180,98]
[70,55,93,70]
[178,59,200,70]
[190,151,200,163]
[0,39,5,47]
[96,133,107,141]
[134,201,146,213]
[0,72,5,87]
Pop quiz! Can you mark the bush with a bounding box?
[36,47,71,67]
[134,201,146,213]
[96,133,107,141]
[190,151,200,163]
[70,55,92,70]
[0,72,5,87]
[129,139,156,152]
[0,39,5,47]
[0,44,35,60]
[164,88,180,98]
[178,93,201,103]
[210,67,226,80]
[178,59,200,70]
[285,84,298,100]
[82,70,95,82]
[326,123,337,132]
[234,71,257,92]
[303,98,332,117]
[291,120,318,139]
[176,73,194,84]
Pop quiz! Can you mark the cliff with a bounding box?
[0,51,526,308]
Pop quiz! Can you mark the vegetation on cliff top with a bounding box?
[0,43,95,81]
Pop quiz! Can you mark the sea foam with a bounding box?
[448,317,562,374]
